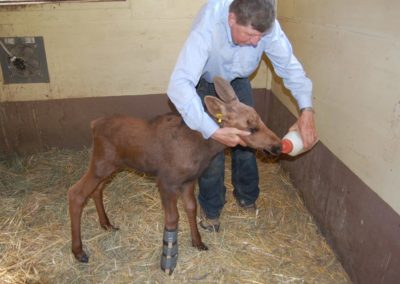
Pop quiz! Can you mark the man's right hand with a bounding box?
[211,127,251,147]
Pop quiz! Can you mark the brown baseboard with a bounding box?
[0,90,268,157]
[0,94,173,156]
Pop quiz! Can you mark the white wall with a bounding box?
[0,0,269,102]
[273,0,400,214]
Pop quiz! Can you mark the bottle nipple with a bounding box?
[281,139,293,154]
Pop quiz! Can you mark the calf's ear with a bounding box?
[213,76,238,103]
[204,96,227,119]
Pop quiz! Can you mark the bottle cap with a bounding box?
[281,139,293,154]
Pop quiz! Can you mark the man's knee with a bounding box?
[202,152,225,175]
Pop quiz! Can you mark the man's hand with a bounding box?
[211,127,251,147]
[289,109,318,149]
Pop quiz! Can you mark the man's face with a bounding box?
[228,13,265,46]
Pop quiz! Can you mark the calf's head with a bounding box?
[204,77,281,156]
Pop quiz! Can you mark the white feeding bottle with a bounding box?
[281,130,306,156]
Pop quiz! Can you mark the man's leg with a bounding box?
[231,146,259,207]
[196,78,226,231]
[198,151,226,231]
[230,78,260,208]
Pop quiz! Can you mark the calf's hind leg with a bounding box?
[68,172,104,262]
[90,180,119,231]
[68,156,117,263]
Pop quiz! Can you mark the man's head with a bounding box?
[228,0,275,46]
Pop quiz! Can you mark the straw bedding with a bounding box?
[0,148,350,283]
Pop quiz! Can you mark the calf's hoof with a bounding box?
[74,251,89,263]
[193,242,208,251]
[160,228,178,275]
[101,224,119,231]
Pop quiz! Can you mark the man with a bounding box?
[167,0,317,231]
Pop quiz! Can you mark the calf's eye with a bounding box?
[249,127,258,134]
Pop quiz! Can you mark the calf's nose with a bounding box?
[270,144,282,156]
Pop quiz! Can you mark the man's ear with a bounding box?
[228,12,236,27]
[204,96,227,118]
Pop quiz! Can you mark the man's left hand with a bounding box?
[289,109,318,149]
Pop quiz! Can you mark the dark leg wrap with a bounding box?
[160,228,178,275]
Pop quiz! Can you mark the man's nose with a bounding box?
[250,36,260,46]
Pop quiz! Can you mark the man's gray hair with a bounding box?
[229,0,276,33]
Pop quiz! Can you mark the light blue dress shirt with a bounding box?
[167,0,313,139]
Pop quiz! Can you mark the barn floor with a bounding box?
[0,149,350,283]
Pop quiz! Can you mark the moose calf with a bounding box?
[68,77,281,274]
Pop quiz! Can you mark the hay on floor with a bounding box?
[0,148,350,283]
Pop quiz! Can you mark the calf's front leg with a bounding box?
[181,182,208,250]
[158,182,179,275]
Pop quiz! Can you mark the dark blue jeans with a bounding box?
[196,77,260,219]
